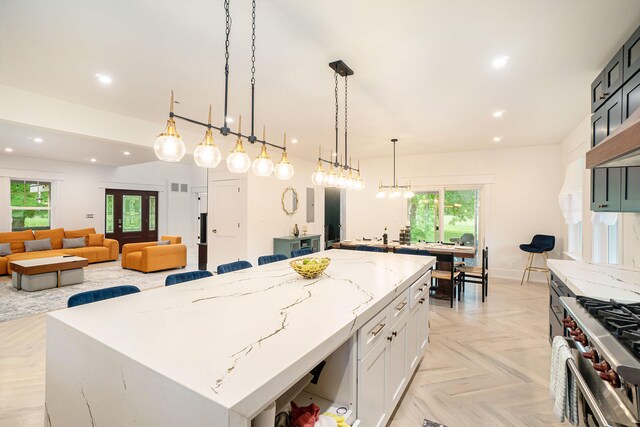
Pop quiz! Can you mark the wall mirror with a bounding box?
[282,187,298,216]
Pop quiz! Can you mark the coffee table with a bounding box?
[11,256,89,292]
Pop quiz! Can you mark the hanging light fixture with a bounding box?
[227,116,251,173]
[154,0,293,177]
[377,139,413,200]
[154,90,186,162]
[311,146,326,185]
[193,105,222,168]
[311,60,362,190]
[274,133,294,180]
[252,126,274,176]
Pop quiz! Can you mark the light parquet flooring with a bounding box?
[389,278,563,427]
[0,275,561,427]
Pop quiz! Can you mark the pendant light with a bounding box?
[377,139,412,199]
[252,126,274,176]
[154,90,186,162]
[274,133,294,180]
[311,146,326,186]
[353,160,364,191]
[325,152,337,187]
[193,105,222,168]
[227,116,251,173]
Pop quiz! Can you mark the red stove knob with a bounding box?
[562,316,573,324]
[576,334,588,346]
[562,317,577,329]
[594,361,611,372]
[569,328,583,337]
[599,371,621,387]
[582,350,599,363]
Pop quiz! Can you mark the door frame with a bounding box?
[105,189,159,249]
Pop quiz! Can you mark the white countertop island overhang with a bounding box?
[45,250,435,427]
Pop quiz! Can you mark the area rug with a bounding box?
[0,266,172,323]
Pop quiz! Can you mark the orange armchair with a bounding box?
[121,236,186,273]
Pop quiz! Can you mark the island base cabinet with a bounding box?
[388,314,409,410]
[357,337,389,427]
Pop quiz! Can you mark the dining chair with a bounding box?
[431,253,462,308]
[459,247,489,302]
[68,285,140,307]
[217,260,253,275]
[394,247,420,255]
[165,270,213,286]
[258,254,288,265]
[519,234,555,285]
[355,245,385,253]
[291,248,313,258]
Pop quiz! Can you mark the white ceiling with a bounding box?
[1,0,640,164]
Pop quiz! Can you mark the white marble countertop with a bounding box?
[48,250,434,420]
[548,259,640,301]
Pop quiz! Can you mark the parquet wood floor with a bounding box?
[0,276,560,427]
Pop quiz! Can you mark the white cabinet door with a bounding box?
[407,306,420,372]
[357,337,388,427]
[418,295,429,353]
[387,315,408,410]
[209,180,242,268]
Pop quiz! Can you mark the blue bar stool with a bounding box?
[291,248,313,258]
[519,235,555,285]
[217,260,253,275]
[165,270,213,286]
[258,254,288,265]
[68,285,140,307]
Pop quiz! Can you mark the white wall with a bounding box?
[0,155,206,247]
[346,144,565,281]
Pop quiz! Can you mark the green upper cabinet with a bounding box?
[591,168,622,211]
[622,167,640,211]
[624,25,640,83]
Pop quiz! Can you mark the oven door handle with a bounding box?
[566,357,613,427]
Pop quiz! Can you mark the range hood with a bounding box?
[587,107,640,168]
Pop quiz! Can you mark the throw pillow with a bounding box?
[157,240,171,246]
[87,233,105,247]
[0,243,11,256]
[62,237,86,249]
[24,238,52,252]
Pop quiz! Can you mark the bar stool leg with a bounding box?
[526,253,536,282]
[543,251,550,285]
[520,252,533,285]
[450,280,454,308]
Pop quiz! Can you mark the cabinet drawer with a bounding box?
[409,271,431,309]
[389,291,410,328]
[358,305,390,361]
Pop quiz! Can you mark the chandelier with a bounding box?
[311,60,363,190]
[376,139,414,199]
[154,0,293,180]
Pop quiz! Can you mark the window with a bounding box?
[10,180,52,231]
[106,194,115,234]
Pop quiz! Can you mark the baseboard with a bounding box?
[490,267,549,284]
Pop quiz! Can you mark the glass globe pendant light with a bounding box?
[227,116,252,173]
[325,154,337,187]
[274,133,294,180]
[252,126,274,177]
[376,182,386,198]
[403,184,415,198]
[311,146,326,186]
[353,160,364,191]
[193,105,222,168]
[154,90,186,162]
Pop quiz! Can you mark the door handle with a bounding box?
[212,229,217,233]
[597,204,608,209]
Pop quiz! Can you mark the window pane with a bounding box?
[11,209,50,231]
[122,195,142,232]
[10,180,50,207]
[443,190,478,246]
[106,194,115,234]
[149,195,156,231]
[408,192,439,243]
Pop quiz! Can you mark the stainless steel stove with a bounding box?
[561,296,640,426]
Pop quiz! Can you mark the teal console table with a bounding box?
[273,234,321,257]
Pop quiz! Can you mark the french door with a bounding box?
[105,189,158,249]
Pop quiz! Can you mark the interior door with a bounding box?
[105,189,158,249]
[210,180,241,268]
[324,187,341,248]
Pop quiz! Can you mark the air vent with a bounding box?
[181,183,188,193]
[171,183,179,192]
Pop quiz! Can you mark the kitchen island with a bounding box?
[45,250,434,427]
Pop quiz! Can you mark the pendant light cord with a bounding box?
[249,0,257,142]
[344,75,348,169]
[222,0,232,134]
[334,71,339,166]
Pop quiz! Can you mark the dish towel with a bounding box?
[549,336,578,425]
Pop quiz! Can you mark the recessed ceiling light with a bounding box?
[493,110,505,118]
[95,73,112,85]
[33,137,43,143]
[493,136,502,142]
[90,158,97,162]
[5,148,13,152]
[123,151,130,156]
[226,116,234,123]
[291,138,298,144]
[492,55,509,69]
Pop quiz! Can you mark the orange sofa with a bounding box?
[0,228,119,275]
[121,235,186,273]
